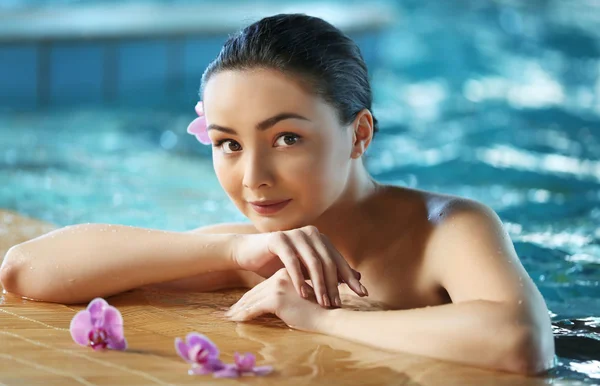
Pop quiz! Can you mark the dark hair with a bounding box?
[201,13,379,139]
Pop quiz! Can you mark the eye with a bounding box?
[214,139,242,154]
[275,133,300,147]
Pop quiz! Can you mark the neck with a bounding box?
[311,160,381,267]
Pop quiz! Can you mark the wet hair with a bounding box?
[201,13,379,139]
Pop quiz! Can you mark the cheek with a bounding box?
[283,145,347,199]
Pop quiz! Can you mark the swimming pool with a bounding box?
[1,0,599,382]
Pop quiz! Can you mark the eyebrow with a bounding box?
[207,112,311,135]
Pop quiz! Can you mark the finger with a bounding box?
[322,236,367,297]
[225,288,257,316]
[290,229,328,307]
[307,232,342,308]
[337,269,361,284]
[268,232,310,299]
[226,276,271,315]
[228,297,272,322]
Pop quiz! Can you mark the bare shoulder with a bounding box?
[186,222,259,235]
[423,194,510,259]
[420,194,543,304]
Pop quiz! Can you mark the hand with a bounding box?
[231,225,367,308]
[225,268,326,332]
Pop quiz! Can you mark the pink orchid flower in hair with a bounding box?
[186,101,211,145]
[69,298,127,351]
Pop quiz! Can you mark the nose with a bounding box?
[242,150,274,190]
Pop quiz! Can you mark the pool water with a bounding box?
[1,0,599,382]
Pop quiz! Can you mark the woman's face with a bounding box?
[203,69,354,232]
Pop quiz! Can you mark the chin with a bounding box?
[249,214,314,233]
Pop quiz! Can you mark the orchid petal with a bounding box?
[188,345,203,364]
[194,101,204,116]
[197,130,211,145]
[87,298,108,326]
[102,306,124,341]
[186,117,211,145]
[69,310,93,346]
[213,364,240,378]
[107,337,127,351]
[175,338,190,362]
[252,366,274,376]
[234,352,256,372]
[186,117,206,135]
[188,365,213,376]
[204,357,226,371]
[186,333,219,359]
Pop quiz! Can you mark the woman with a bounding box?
[0,14,554,375]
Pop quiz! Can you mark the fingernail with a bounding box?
[360,284,369,297]
[300,284,308,299]
[323,294,331,307]
[334,295,342,308]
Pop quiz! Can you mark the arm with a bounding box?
[316,200,555,375]
[145,223,265,293]
[0,223,245,304]
[319,300,551,375]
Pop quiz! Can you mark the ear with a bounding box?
[350,109,374,159]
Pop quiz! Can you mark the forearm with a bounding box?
[0,224,239,303]
[317,300,554,375]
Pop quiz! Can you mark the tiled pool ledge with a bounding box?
[0,2,397,110]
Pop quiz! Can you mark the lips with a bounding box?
[249,199,289,206]
[248,199,292,215]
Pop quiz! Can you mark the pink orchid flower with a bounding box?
[233,352,273,376]
[186,101,211,145]
[175,332,230,376]
[175,333,272,378]
[175,332,220,367]
[69,298,127,351]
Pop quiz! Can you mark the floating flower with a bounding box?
[69,298,127,351]
[175,333,272,378]
[186,101,211,145]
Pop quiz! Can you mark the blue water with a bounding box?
[1,0,600,383]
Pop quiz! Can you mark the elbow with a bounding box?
[1,246,58,303]
[0,246,25,295]
[504,324,556,376]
